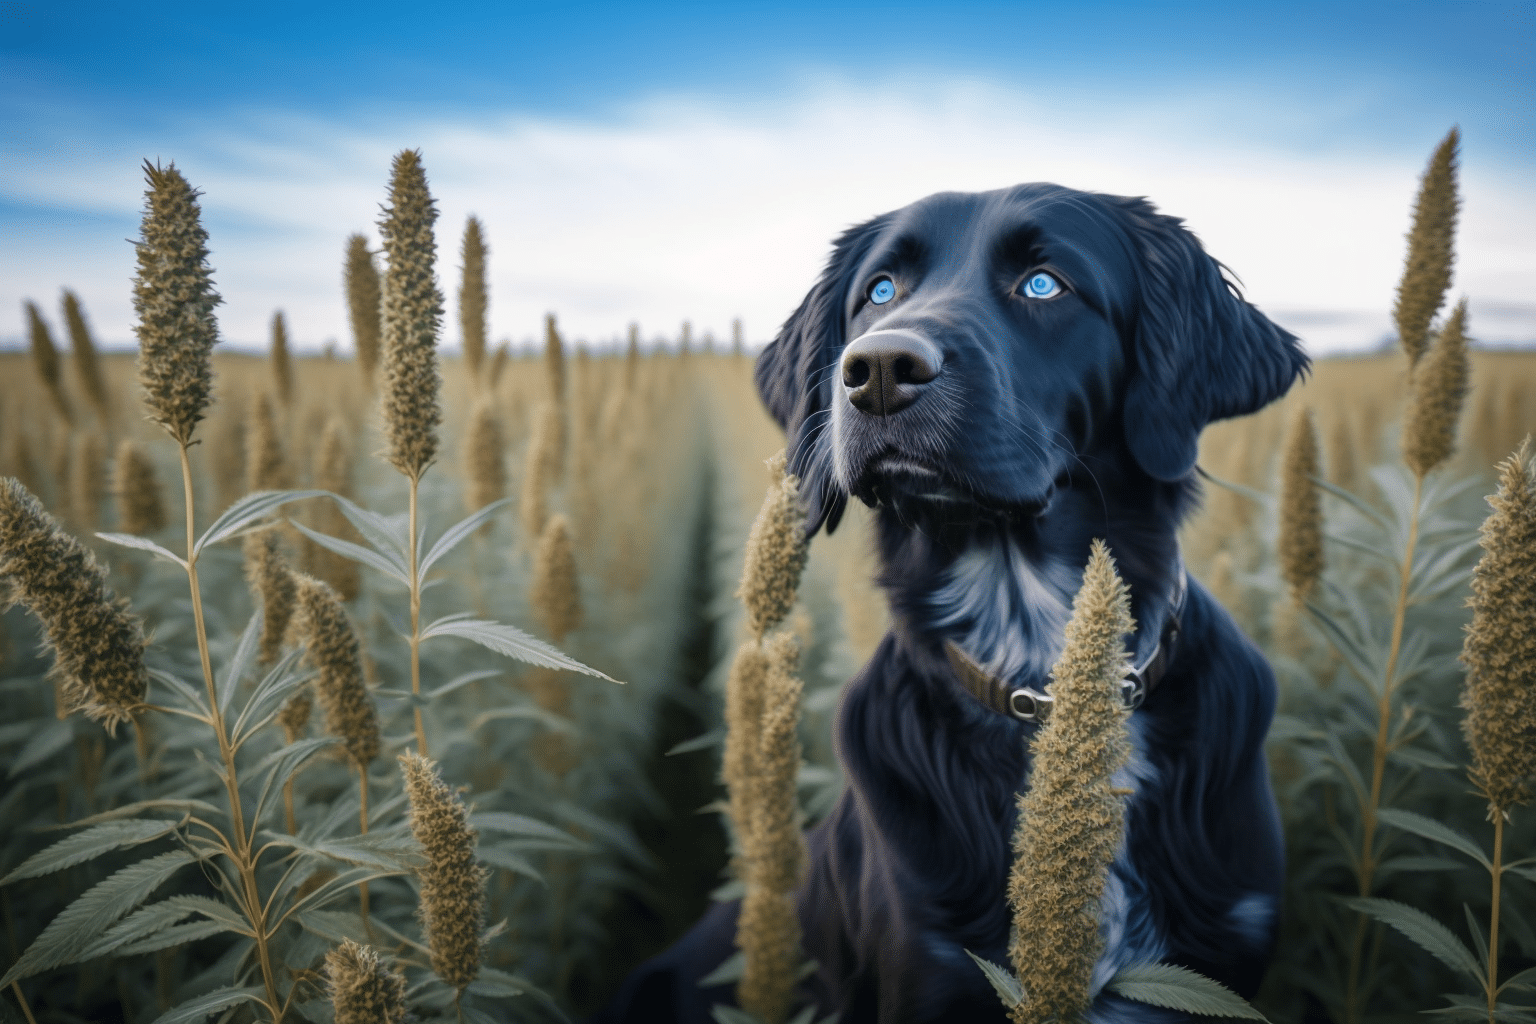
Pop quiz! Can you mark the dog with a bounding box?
[597,182,1307,1023]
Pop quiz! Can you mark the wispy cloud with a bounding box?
[4,76,1532,355]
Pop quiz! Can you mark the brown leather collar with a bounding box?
[945,563,1187,723]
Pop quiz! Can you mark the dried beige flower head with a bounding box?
[288,572,379,768]
[324,938,408,1024]
[544,313,566,403]
[462,400,505,516]
[751,630,807,895]
[244,531,297,666]
[0,477,148,733]
[378,149,444,481]
[69,431,107,533]
[399,751,487,990]
[270,310,294,407]
[344,234,382,388]
[1278,407,1325,605]
[246,393,291,493]
[1461,437,1536,818]
[459,216,488,382]
[25,300,73,427]
[737,892,799,1024]
[1403,299,1470,478]
[1008,540,1135,1024]
[62,290,110,424]
[530,513,581,643]
[722,641,770,865]
[738,452,810,639]
[133,161,221,447]
[112,439,167,536]
[1393,128,1459,370]
[1328,416,1357,490]
[519,401,561,542]
[309,419,361,601]
[487,340,510,392]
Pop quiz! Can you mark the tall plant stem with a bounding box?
[409,474,427,755]
[358,766,372,939]
[9,982,37,1024]
[178,444,283,1021]
[1345,472,1425,1023]
[1488,813,1503,1021]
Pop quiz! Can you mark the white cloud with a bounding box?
[3,76,1533,356]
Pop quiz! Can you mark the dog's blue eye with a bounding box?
[1020,272,1061,300]
[869,277,896,305]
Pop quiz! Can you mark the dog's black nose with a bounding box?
[841,330,942,416]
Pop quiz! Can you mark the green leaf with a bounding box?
[1467,903,1492,971]
[476,844,546,884]
[1503,966,1536,994]
[80,894,249,960]
[428,668,503,700]
[476,965,570,1022]
[668,729,725,756]
[230,647,307,745]
[43,799,220,830]
[710,1007,761,1024]
[146,668,210,717]
[218,609,264,715]
[327,493,409,561]
[1106,962,1268,1019]
[148,986,267,1024]
[116,920,236,957]
[421,617,617,680]
[252,736,338,831]
[470,705,575,734]
[964,950,1023,1008]
[1312,476,1393,531]
[8,719,75,778]
[1345,898,1483,980]
[1390,746,1459,771]
[1304,602,1380,689]
[0,819,180,885]
[260,830,421,872]
[418,498,512,577]
[0,849,195,986]
[193,489,328,558]
[700,950,745,986]
[470,811,586,849]
[289,519,409,585]
[95,532,186,568]
[1377,808,1492,869]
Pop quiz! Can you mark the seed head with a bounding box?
[723,641,769,866]
[399,751,487,990]
[246,393,291,493]
[288,572,379,768]
[309,419,361,601]
[25,300,73,427]
[244,531,297,666]
[530,513,581,644]
[69,431,107,533]
[62,290,110,424]
[1461,438,1536,818]
[462,400,506,516]
[112,440,167,536]
[270,310,294,407]
[738,452,810,639]
[1328,416,1357,490]
[1403,299,1470,478]
[1008,540,1135,1024]
[133,161,221,447]
[378,149,444,482]
[0,477,147,733]
[459,216,488,382]
[487,340,510,392]
[1278,408,1325,605]
[750,630,806,895]
[544,314,566,403]
[344,234,382,388]
[1394,128,1459,370]
[519,401,561,541]
[737,890,800,1024]
[325,939,408,1024]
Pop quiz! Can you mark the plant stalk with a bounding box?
[179,444,283,1021]
[359,766,372,939]
[1345,472,1425,1023]
[409,474,427,754]
[9,982,36,1024]
[1489,812,1502,1021]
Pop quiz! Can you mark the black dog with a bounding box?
[598,183,1307,1023]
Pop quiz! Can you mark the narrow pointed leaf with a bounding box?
[1106,962,1268,1019]
[419,498,512,577]
[0,849,194,986]
[476,845,546,884]
[289,519,409,584]
[1502,967,1536,993]
[194,489,327,557]
[470,811,586,849]
[1377,808,1491,869]
[41,799,221,831]
[219,609,263,715]
[95,532,186,568]
[149,986,266,1024]
[1304,602,1379,688]
[699,950,745,986]
[421,617,616,680]
[1312,476,1393,531]
[428,668,503,700]
[147,668,210,717]
[328,492,408,557]
[964,950,1023,1008]
[0,820,179,885]
[230,647,307,744]
[8,719,75,778]
[668,728,725,756]
[1345,898,1483,979]
[116,920,235,957]
[252,737,337,830]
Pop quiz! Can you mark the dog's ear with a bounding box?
[754,216,887,535]
[1118,200,1309,482]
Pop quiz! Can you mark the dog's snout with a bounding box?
[841,330,942,417]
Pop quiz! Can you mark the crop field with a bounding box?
[0,139,1533,1024]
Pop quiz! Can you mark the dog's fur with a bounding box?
[597,183,1307,1023]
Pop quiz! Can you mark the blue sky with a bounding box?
[4,0,1533,354]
